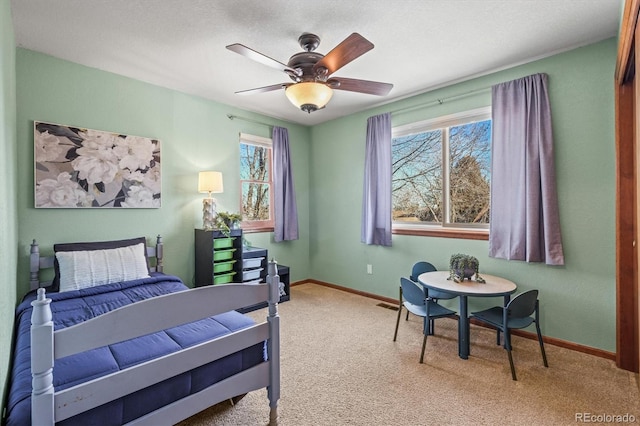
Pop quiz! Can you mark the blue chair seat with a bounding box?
[404,299,456,319]
[471,306,534,330]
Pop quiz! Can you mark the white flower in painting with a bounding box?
[113,136,156,171]
[35,172,94,207]
[79,129,119,149]
[123,164,160,195]
[120,185,160,208]
[125,170,146,183]
[142,163,161,194]
[72,139,119,185]
[35,131,65,162]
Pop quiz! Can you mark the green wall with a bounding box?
[15,49,311,296]
[0,0,17,410]
[310,38,617,351]
[8,36,619,411]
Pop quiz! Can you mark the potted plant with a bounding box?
[214,211,242,236]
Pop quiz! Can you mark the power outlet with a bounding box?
[367,264,373,274]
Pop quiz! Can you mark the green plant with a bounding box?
[214,211,242,236]
[448,253,485,283]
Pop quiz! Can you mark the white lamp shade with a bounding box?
[285,82,333,111]
[198,171,223,194]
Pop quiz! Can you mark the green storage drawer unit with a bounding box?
[213,260,236,274]
[213,248,236,261]
[195,229,243,287]
[213,271,236,285]
[213,237,235,249]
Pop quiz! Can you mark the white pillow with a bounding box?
[56,243,150,292]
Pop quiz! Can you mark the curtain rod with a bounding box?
[391,86,491,116]
[227,114,273,128]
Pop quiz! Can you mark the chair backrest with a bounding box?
[410,261,437,281]
[506,289,539,318]
[400,277,426,306]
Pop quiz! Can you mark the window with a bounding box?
[239,133,274,230]
[392,107,491,234]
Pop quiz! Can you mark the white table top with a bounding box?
[418,270,517,297]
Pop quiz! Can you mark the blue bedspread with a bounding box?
[5,274,266,425]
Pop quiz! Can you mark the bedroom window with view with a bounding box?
[392,107,491,234]
[239,133,274,230]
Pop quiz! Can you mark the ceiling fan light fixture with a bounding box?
[285,82,333,113]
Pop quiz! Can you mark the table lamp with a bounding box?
[198,171,223,230]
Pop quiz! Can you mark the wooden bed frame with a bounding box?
[27,236,281,425]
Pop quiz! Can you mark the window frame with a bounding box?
[391,106,491,239]
[239,133,275,232]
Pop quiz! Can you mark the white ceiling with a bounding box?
[10,0,622,126]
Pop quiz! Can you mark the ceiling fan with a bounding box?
[226,32,393,113]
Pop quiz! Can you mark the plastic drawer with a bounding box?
[242,267,263,281]
[213,248,236,261]
[213,271,236,284]
[242,256,264,269]
[213,260,236,274]
[213,237,235,249]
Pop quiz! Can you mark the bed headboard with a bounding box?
[29,235,164,291]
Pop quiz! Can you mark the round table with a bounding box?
[418,271,517,359]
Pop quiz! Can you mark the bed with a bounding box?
[4,236,280,425]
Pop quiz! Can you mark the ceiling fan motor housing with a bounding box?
[287,52,326,82]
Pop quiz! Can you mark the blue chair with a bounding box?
[470,289,548,380]
[409,261,457,334]
[393,277,457,363]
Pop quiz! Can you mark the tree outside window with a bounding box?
[239,134,274,230]
[392,107,491,229]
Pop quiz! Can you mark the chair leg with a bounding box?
[496,329,501,345]
[420,333,427,363]
[535,322,549,367]
[393,305,402,341]
[405,310,409,321]
[505,330,517,380]
[507,348,517,380]
[429,318,435,335]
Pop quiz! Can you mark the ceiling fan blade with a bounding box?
[313,33,374,76]
[329,77,393,96]
[235,83,292,95]
[226,43,299,76]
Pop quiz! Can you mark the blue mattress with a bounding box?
[5,274,266,425]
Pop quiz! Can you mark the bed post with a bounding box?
[266,260,280,425]
[156,235,164,273]
[30,240,41,290]
[31,288,55,425]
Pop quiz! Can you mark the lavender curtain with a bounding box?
[489,73,565,265]
[361,113,392,246]
[273,126,299,242]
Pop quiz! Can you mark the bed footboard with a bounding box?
[30,291,54,425]
[29,260,281,425]
[266,261,281,424]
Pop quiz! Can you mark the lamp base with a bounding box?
[202,198,217,230]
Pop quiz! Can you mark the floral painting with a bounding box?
[34,121,161,208]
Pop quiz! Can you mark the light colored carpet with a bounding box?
[179,283,640,426]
